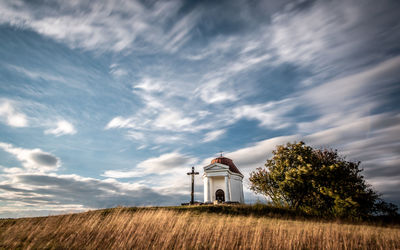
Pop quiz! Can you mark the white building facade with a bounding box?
[203,156,245,203]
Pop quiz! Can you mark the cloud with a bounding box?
[0,99,77,137]
[154,110,196,131]
[269,1,335,66]
[31,152,59,167]
[133,77,166,93]
[138,152,196,172]
[306,54,400,105]
[101,170,141,179]
[0,142,60,173]
[297,55,400,132]
[104,74,238,148]
[233,99,295,130]
[220,55,400,163]
[105,116,134,130]
[267,0,400,77]
[209,135,299,171]
[105,75,207,136]
[0,100,28,127]
[109,64,128,78]
[103,152,201,198]
[193,50,272,105]
[44,120,76,136]
[106,111,200,134]
[228,54,400,133]
[103,152,197,178]
[162,9,201,53]
[0,147,191,218]
[0,0,142,52]
[104,55,399,149]
[6,65,66,83]
[126,131,145,141]
[196,77,239,104]
[0,172,185,218]
[99,0,400,152]
[0,0,198,53]
[202,129,226,143]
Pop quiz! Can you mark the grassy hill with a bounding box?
[1,205,399,249]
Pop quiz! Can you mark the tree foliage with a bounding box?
[249,141,398,218]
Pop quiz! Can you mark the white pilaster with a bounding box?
[229,177,232,201]
[224,175,230,202]
[208,177,211,202]
[207,177,211,202]
[203,176,208,202]
[240,179,244,203]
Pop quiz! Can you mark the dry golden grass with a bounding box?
[0,207,399,249]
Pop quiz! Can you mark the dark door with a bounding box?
[215,189,225,202]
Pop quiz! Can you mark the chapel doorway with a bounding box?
[215,189,225,202]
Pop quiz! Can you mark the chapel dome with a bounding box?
[211,156,242,175]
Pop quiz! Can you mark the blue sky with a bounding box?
[0,0,399,218]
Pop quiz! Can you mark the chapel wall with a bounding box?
[230,177,242,202]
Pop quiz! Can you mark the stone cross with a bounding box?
[187,166,199,205]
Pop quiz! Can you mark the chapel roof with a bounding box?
[211,156,242,175]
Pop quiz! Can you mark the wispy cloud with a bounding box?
[231,55,400,132]
[233,99,294,130]
[196,77,239,104]
[163,9,201,53]
[267,0,400,82]
[104,74,233,147]
[202,129,226,143]
[101,0,400,151]
[0,0,199,53]
[133,77,166,93]
[44,120,77,136]
[105,116,134,130]
[215,135,299,171]
[0,100,28,127]
[103,152,197,178]
[6,65,66,83]
[0,99,78,136]
[297,55,400,132]
[109,64,128,78]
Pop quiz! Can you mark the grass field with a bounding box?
[0,206,399,249]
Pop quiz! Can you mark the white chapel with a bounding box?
[203,156,245,203]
